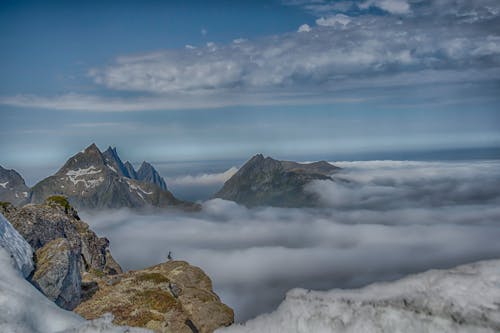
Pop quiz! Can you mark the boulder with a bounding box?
[75,260,234,333]
[1,196,122,309]
[31,238,81,309]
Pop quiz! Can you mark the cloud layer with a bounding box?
[1,0,499,111]
[81,160,500,322]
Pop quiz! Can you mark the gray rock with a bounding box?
[1,198,123,309]
[0,165,30,206]
[29,143,194,210]
[213,154,340,207]
[123,161,137,179]
[136,161,168,191]
[102,146,131,178]
[31,238,81,310]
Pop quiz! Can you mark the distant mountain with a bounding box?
[124,161,137,179]
[213,154,340,207]
[30,143,194,210]
[0,165,30,206]
[136,161,168,191]
[102,146,167,190]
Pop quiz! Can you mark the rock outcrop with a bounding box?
[1,197,122,309]
[75,260,234,333]
[213,154,340,207]
[30,143,194,210]
[31,237,81,309]
[0,165,30,206]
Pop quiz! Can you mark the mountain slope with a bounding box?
[213,154,340,207]
[0,165,30,206]
[30,144,191,210]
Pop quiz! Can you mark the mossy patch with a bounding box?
[136,272,170,284]
[45,195,72,211]
[135,289,178,312]
[0,201,11,210]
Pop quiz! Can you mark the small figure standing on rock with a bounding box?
[167,251,173,261]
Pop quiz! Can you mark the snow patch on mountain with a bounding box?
[66,166,104,188]
[126,180,153,195]
[0,181,8,188]
[219,260,500,333]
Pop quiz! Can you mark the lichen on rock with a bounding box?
[75,260,234,333]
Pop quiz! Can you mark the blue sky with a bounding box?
[1,0,499,179]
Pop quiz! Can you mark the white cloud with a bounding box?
[359,0,411,14]
[297,24,312,32]
[315,14,351,27]
[168,167,238,186]
[0,0,498,111]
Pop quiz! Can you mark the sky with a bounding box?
[1,0,499,179]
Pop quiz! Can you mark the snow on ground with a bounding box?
[0,213,33,277]
[66,166,104,188]
[0,213,150,333]
[218,260,500,333]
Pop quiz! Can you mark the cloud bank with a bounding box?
[81,160,500,322]
[167,167,238,202]
[1,0,499,111]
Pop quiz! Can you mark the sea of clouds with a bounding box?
[81,160,500,321]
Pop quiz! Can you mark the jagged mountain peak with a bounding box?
[123,161,137,179]
[137,161,167,191]
[102,146,129,177]
[30,144,191,210]
[0,165,30,206]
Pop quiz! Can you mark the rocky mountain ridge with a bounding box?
[29,143,192,210]
[0,165,30,206]
[214,154,340,207]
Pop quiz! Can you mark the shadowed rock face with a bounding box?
[0,165,30,206]
[213,154,340,207]
[136,161,168,191]
[31,238,81,309]
[75,260,234,333]
[0,198,122,310]
[29,143,194,210]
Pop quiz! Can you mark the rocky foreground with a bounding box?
[76,260,234,333]
[0,198,233,333]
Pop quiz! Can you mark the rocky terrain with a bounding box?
[76,260,234,333]
[1,197,122,309]
[0,165,30,206]
[213,154,340,207]
[29,143,194,210]
[0,213,147,332]
[0,197,233,333]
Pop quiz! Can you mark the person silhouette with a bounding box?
[167,251,173,261]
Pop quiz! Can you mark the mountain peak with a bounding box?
[214,154,339,207]
[84,143,101,154]
[137,161,167,191]
[104,146,118,155]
